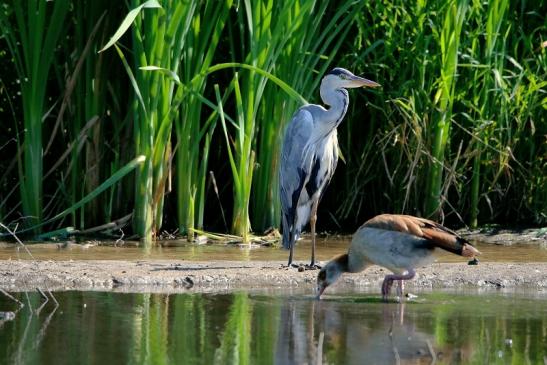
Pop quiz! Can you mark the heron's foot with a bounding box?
[287,263,306,272]
[286,263,321,271]
[304,263,322,270]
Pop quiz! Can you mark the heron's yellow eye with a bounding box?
[339,74,346,80]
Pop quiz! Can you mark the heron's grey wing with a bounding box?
[279,108,314,248]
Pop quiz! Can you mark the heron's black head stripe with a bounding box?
[327,68,348,76]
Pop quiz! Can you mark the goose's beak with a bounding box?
[316,284,327,300]
[348,75,381,88]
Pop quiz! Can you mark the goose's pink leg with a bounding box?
[381,269,416,302]
[396,280,405,299]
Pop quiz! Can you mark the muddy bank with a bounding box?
[0,260,546,293]
[461,227,547,246]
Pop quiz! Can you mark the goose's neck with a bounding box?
[348,252,370,273]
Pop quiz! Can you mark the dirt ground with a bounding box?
[0,259,546,294]
[0,227,545,295]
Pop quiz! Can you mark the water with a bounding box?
[0,239,546,263]
[1,289,546,365]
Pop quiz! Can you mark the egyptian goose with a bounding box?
[316,214,480,300]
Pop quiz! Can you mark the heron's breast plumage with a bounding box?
[303,131,338,199]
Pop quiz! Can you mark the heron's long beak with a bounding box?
[349,75,381,88]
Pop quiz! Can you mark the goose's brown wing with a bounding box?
[362,214,480,257]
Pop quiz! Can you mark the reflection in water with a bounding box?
[0,290,546,364]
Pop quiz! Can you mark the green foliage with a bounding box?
[250,0,363,232]
[0,0,545,241]
[339,0,546,227]
[175,0,233,241]
[0,0,70,229]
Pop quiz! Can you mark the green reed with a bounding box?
[424,0,468,218]
[1,0,545,241]
[0,0,69,230]
[101,0,196,241]
[464,0,509,227]
[175,0,233,240]
[340,0,546,226]
[251,0,362,232]
[68,1,116,228]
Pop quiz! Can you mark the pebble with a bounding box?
[468,258,479,265]
[0,311,15,321]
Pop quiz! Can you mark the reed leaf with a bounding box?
[424,0,468,217]
[0,0,69,230]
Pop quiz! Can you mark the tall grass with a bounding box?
[464,0,509,227]
[65,1,116,229]
[210,0,315,239]
[251,0,362,232]
[424,0,468,218]
[0,0,545,241]
[175,0,233,240]
[0,0,69,229]
[338,0,546,227]
[101,0,197,241]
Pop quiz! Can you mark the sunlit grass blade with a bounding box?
[1,156,145,237]
[175,0,233,241]
[424,0,469,218]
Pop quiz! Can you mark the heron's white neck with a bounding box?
[319,85,349,130]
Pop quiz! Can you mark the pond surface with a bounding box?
[0,289,545,365]
[0,239,546,263]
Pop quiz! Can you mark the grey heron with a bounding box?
[316,214,480,300]
[279,67,380,268]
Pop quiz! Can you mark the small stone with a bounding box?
[182,276,194,289]
[195,235,208,245]
[0,312,15,321]
[468,258,479,265]
[298,266,305,272]
[406,293,418,299]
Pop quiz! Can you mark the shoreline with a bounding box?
[0,260,546,294]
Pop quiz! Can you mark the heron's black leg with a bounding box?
[288,239,294,266]
[308,199,319,269]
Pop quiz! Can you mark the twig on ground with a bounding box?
[0,289,24,308]
[35,288,49,316]
[33,305,58,350]
[0,222,59,307]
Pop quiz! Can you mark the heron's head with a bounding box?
[316,254,349,299]
[321,67,380,90]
